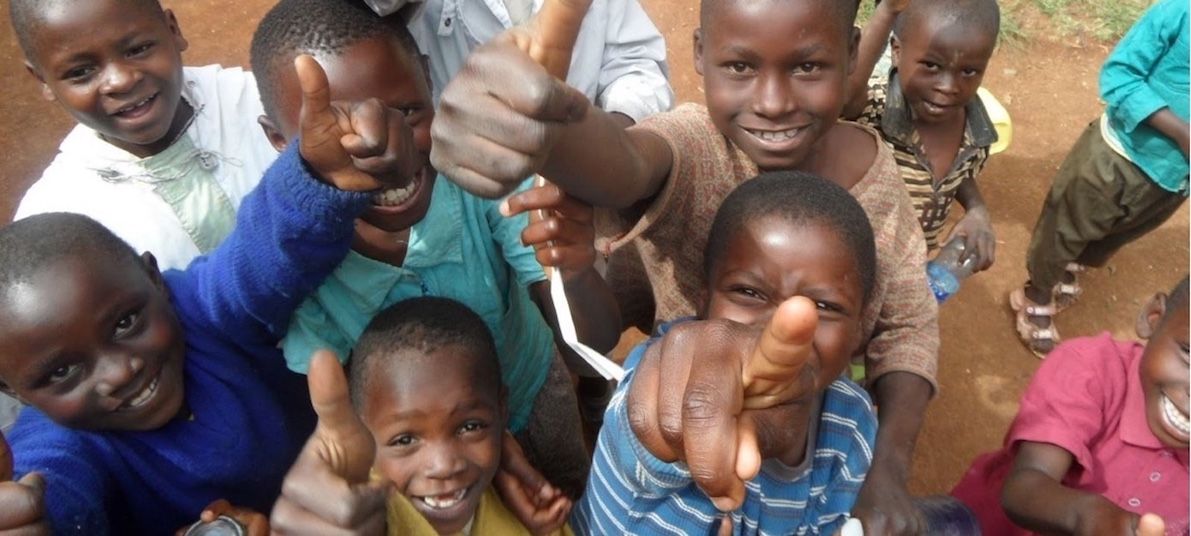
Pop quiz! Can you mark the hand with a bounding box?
[627,297,818,511]
[429,37,589,199]
[270,351,388,536]
[0,472,48,535]
[492,432,571,535]
[877,0,912,14]
[947,206,996,272]
[503,183,596,275]
[294,55,420,193]
[176,500,269,536]
[1075,498,1165,536]
[1175,126,1190,158]
[851,465,924,536]
[507,0,593,78]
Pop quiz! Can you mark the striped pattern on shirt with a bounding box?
[572,322,878,535]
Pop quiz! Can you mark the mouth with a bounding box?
[119,376,160,411]
[742,126,804,145]
[413,486,470,511]
[369,165,428,214]
[919,99,956,116]
[111,93,159,119]
[1160,394,1190,440]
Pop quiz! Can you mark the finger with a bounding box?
[493,469,539,526]
[306,351,374,484]
[742,297,817,409]
[270,496,386,536]
[1136,513,1165,536]
[0,474,45,529]
[528,0,593,78]
[681,352,745,510]
[522,219,593,251]
[502,184,564,217]
[534,245,595,272]
[341,99,389,159]
[498,431,551,497]
[734,415,761,482]
[627,343,677,461]
[429,134,542,198]
[199,499,231,523]
[295,55,334,129]
[656,329,697,457]
[0,431,12,481]
[308,351,356,433]
[282,466,390,530]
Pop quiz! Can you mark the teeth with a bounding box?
[372,180,417,207]
[117,95,154,114]
[747,128,800,143]
[124,377,158,409]
[418,488,467,510]
[1161,395,1190,434]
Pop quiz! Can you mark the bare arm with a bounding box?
[1145,108,1190,157]
[843,0,909,119]
[949,172,996,271]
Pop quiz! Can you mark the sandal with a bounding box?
[1010,288,1061,359]
[1053,263,1086,311]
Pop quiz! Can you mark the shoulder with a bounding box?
[1033,333,1134,387]
[637,103,717,140]
[820,379,878,445]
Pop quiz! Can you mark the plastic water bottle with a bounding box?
[927,238,976,303]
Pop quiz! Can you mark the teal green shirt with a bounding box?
[282,176,552,431]
[1100,0,1189,193]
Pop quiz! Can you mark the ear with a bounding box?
[1136,292,1168,340]
[890,34,902,66]
[498,383,509,429]
[693,28,705,77]
[257,115,290,153]
[696,286,709,320]
[163,9,189,53]
[24,61,55,102]
[139,252,167,290]
[846,25,860,76]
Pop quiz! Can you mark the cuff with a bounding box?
[598,78,675,124]
[1110,87,1167,133]
[276,142,374,229]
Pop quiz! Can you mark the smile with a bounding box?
[370,165,427,211]
[744,127,802,143]
[414,487,469,510]
[1160,394,1190,436]
[120,376,159,410]
[113,93,158,117]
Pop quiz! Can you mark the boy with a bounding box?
[9,0,277,271]
[575,172,879,534]
[1011,0,1188,357]
[844,0,1001,270]
[0,53,413,533]
[952,276,1189,535]
[249,0,620,498]
[433,0,937,530]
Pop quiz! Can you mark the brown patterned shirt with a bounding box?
[596,104,940,391]
[855,71,998,250]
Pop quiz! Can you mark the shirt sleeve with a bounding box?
[280,297,356,373]
[1005,338,1121,470]
[182,143,372,344]
[1100,0,1187,132]
[593,0,674,122]
[11,422,110,535]
[809,382,878,534]
[487,178,547,289]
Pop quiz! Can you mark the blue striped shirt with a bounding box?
[573,320,878,535]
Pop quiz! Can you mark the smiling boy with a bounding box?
[427,0,938,530]
[845,0,1001,270]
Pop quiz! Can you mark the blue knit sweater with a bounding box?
[9,144,372,534]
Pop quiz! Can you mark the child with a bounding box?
[952,276,1189,535]
[0,53,411,533]
[844,0,1001,269]
[1011,0,1188,357]
[9,0,277,271]
[432,0,938,529]
[574,171,879,534]
[248,0,620,498]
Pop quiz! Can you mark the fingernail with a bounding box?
[711,496,736,512]
[499,198,512,216]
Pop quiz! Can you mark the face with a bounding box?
[261,37,436,238]
[703,217,865,391]
[1138,294,1190,449]
[694,0,857,171]
[891,16,995,125]
[361,345,504,534]
[0,254,186,431]
[24,0,190,158]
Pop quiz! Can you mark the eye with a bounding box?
[793,62,821,75]
[63,66,97,82]
[961,68,981,77]
[388,434,417,448]
[44,364,80,386]
[127,42,155,58]
[731,286,765,301]
[113,311,141,338]
[814,300,845,315]
[724,62,752,75]
[458,420,488,435]
[921,61,940,72]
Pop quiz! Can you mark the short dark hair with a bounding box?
[348,297,501,411]
[0,213,142,296]
[249,0,423,124]
[893,0,1001,42]
[700,0,861,31]
[704,171,878,302]
[9,0,165,63]
[1165,276,1189,323]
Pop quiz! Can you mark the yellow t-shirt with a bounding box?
[386,485,573,536]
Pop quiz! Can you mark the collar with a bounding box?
[881,70,999,149]
[1118,342,1186,466]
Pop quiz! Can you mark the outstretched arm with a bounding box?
[843,0,910,119]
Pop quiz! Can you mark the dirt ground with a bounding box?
[0,0,1186,496]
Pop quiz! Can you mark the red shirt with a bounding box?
[951,333,1189,535]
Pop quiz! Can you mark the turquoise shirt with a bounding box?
[282,176,552,431]
[1100,0,1189,193]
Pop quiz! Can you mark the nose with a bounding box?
[94,355,144,398]
[99,62,141,95]
[750,72,794,119]
[422,444,466,480]
[934,72,959,96]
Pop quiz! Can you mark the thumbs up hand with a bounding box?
[0,432,49,535]
[294,55,419,193]
[627,297,820,512]
[270,351,388,536]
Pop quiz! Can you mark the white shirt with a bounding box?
[410,0,674,122]
[14,65,278,271]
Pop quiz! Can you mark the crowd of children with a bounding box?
[0,0,1185,534]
